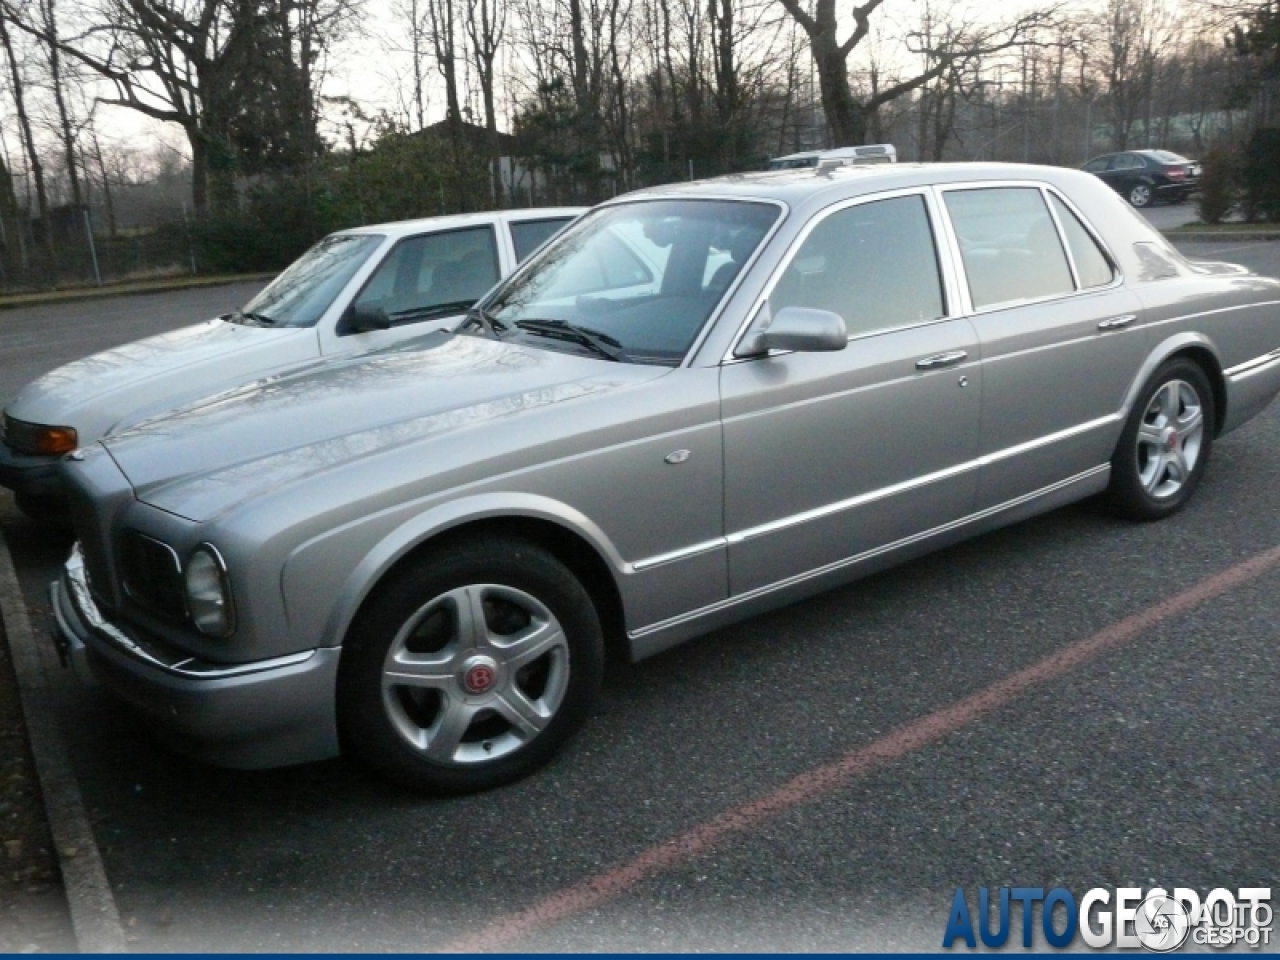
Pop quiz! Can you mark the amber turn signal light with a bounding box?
[33,426,78,455]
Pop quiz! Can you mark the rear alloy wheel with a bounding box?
[338,536,604,794]
[1128,182,1153,208]
[1105,359,1213,521]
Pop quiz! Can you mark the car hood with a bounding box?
[101,333,667,522]
[5,318,309,435]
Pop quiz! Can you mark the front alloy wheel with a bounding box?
[1105,358,1214,521]
[338,536,604,793]
[380,583,570,766]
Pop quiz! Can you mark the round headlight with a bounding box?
[184,545,234,637]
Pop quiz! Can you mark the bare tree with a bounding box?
[776,0,1057,146]
[33,0,81,207]
[465,0,505,202]
[0,12,51,254]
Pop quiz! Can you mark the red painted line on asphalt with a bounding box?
[444,543,1280,953]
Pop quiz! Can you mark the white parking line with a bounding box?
[0,520,126,952]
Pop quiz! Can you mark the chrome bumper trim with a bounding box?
[62,543,314,680]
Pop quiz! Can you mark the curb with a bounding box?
[0,273,275,312]
[1166,231,1280,242]
[0,524,126,953]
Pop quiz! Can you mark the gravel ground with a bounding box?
[0,618,74,953]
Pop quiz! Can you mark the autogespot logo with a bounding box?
[942,886,1273,951]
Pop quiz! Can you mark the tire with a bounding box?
[337,535,604,794]
[1128,182,1153,208]
[14,491,66,522]
[1105,358,1214,522]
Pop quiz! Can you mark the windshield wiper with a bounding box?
[458,304,506,340]
[229,310,278,327]
[514,319,628,362]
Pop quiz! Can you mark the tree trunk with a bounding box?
[0,15,52,259]
[42,0,81,208]
[811,33,866,146]
[89,127,117,238]
[189,130,209,214]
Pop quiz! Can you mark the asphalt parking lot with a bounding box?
[1,240,1277,950]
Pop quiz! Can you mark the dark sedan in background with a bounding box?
[1082,149,1201,207]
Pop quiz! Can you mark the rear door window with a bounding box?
[510,218,574,262]
[944,187,1075,310]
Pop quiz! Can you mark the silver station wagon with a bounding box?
[0,208,583,518]
[51,163,1280,793]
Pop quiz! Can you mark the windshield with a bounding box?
[484,199,779,364]
[239,233,383,327]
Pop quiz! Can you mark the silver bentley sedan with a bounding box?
[51,162,1280,793]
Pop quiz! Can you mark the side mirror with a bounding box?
[345,304,392,333]
[736,306,847,357]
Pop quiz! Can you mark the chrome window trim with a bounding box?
[674,196,790,368]
[720,186,954,365]
[1041,187,1083,290]
[932,180,1124,318]
[627,413,1121,570]
[1041,184,1122,289]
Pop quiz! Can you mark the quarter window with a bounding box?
[351,226,499,328]
[945,187,1074,309]
[768,194,945,338]
[1049,194,1114,288]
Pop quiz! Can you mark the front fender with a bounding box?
[283,492,628,652]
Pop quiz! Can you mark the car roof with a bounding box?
[601,162,1098,217]
[339,207,587,239]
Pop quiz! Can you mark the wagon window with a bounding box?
[768,194,945,338]
[944,187,1075,309]
[1049,194,1115,289]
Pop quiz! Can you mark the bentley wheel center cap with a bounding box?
[462,658,499,695]
[1166,429,1179,451]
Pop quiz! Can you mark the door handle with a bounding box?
[915,350,968,370]
[1097,314,1136,330]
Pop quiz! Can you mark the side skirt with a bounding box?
[626,464,1111,661]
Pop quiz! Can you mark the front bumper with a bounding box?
[0,442,62,497]
[50,544,342,769]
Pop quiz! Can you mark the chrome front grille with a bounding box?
[118,531,186,621]
[63,484,117,611]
